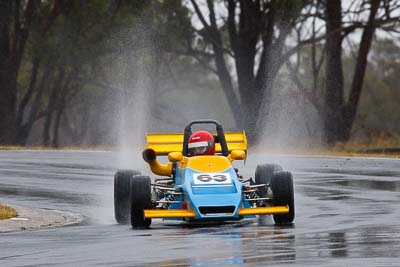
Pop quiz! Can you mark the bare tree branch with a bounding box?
[190,0,210,30]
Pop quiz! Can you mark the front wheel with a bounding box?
[114,169,140,224]
[271,171,295,225]
[130,176,152,229]
[255,164,283,198]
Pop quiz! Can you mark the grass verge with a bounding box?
[0,204,17,220]
[331,133,400,158]
[253,133,400,158]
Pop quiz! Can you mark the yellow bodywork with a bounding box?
[145,154,234,176]
[237,206,289,216]
[144,131,247,176]
[146,131,247,156]
[145,209,196,218]
[144,206,289,219]
[178,155,232,173]
[147,159,173,177]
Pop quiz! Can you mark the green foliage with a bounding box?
[354,38,400,135]
[9,0,400,146]
[276,0,303,19]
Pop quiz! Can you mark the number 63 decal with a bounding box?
[193,173,232,184]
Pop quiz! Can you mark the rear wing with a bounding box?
[146,131,247,156]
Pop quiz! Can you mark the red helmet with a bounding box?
[188,130,215,156]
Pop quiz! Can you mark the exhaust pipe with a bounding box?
[142,148,157,163]
[142,148,172,177]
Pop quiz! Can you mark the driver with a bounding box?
[188,130,215,156]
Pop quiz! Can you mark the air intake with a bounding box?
[199,206,235,215]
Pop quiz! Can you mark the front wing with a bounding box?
[144,205,289,219]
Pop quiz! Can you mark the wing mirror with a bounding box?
[230,150,246,160]
[168,152,183,162]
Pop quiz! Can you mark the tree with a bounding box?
[0,0,36,144]
[0,0,64,145]
[10,0,146,146]
[187,0,305,143]
[353,38,400,136]
[285,0,400,145]
[324,0,380,144]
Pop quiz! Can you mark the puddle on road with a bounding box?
[137,220,297,266]
[1,152,400,266]
[330,179,400,192]
[0,183,98,205]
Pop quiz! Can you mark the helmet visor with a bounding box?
[188,141,209,156]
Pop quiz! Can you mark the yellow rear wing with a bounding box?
[146,131,247,156]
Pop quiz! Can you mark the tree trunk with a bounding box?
[52,106,64,148]
[340,0,381,141]
[43,67,65,146]
[191,0,243,130]
[324,0,344,145]
[206,0,243,128]
[232,0,263,142]
[0,0,36,145]
[16,65,52,145]
[17,57,40,132]
[0,1,16,145]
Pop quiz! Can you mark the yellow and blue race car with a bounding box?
[114,120,295,228]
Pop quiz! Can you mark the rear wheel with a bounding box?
[114,170,140,224]
[130,176,152,229]
[271,171,295,225]
[255,164,282,198]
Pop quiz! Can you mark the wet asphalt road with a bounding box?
[0,150,400,266]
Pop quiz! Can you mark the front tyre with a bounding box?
[114,170,140,224]
[255,164,283,198]
[271,171,295,225]
[130,176,152,229]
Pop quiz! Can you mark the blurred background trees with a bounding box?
[0,0,399,149]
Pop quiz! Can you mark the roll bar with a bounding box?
[182,119,229,157]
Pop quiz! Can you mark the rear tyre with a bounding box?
[130,176,152,229]
[255,164,283,198]
[114,170,140,224]
[271,171,295,225]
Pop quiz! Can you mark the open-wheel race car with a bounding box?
[114,119,295,228]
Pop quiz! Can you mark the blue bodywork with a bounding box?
[168,164,252,221]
